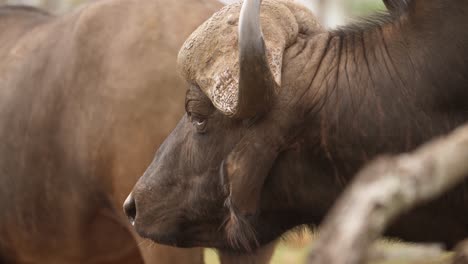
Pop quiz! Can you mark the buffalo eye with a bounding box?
[190,115,208,134]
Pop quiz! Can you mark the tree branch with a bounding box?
[308,124,468,264]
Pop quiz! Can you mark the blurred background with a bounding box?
[0,0,385,27]
[0,0,389,263]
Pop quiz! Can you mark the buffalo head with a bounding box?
[125,0,332,252]
[125,0,468,253]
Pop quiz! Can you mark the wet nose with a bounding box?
[123,193,137,226]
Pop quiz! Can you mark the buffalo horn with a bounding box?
[236,0,277,118]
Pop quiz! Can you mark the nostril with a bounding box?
[123,193,137,226]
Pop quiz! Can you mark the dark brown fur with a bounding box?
[128,0,468,253]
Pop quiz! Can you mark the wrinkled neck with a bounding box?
[262,1,468,227]
[259,146,342,228]
[305,2,468,180]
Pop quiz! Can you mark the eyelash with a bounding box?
[190,115,208,134]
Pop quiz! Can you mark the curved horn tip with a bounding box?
[236,0,276,118]
[239,0,263,51]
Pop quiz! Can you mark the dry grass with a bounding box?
[204,230,454,264]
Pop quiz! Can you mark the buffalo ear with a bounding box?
[220,119,285,251]
[222,135,278,215]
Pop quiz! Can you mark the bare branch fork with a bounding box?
[308,123,468,264]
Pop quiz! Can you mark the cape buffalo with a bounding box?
[126,0,468,253]
[0,0,222,263]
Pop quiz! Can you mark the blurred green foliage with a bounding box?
[348,0,386,16]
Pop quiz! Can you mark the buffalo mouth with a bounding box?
[141,230,226,249]
[135,218,229,248]
[139,216,283,252]
[143,233,209,248]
